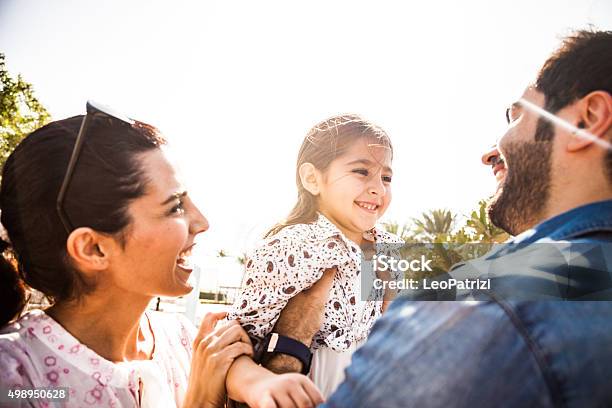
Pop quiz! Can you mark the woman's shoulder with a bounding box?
[0,309,45,344]
[0,320,28,353]
[0,311,47,386]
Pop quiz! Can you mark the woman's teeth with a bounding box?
[177,246,194,269]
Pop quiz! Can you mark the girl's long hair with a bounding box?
[265,114,392,237]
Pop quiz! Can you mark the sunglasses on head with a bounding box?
[56,101,135,233]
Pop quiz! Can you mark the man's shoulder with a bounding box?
[356,298,612,407]
[384,297,612,345]
[448,236,612,300]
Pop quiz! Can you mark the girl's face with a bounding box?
[108,148,209,298]
[316,137,392,244]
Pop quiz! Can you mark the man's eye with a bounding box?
[353,169,369,176]
[382,175,392,183]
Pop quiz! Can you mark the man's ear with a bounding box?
[298,162,321,196]
[567,91,612,152]
[65,227,112,277]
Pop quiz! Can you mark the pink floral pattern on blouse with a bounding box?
[227,213,403,352]
[0,310,196,407]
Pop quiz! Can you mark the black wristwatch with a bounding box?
[252,333,313,375]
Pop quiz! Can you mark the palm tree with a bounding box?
[381,221,411,242]
[412,209,457,242]
[236,252,248,266]
[381,202,509,274]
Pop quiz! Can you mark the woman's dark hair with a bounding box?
[0,115,165,326]
[265,114,392,237]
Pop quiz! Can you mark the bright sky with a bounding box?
[1,0,610,289]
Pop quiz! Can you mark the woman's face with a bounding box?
[108,148,208,298]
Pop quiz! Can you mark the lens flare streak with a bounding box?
[518,98,612,151]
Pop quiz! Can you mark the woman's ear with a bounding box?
[298,162,321,196]
[65,228,111,276]
[567,91,612,152]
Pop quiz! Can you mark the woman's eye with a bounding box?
[353,169,369,176]
[382,175,392,183]
[170,200,185,215]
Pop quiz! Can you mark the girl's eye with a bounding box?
[382,175,392,183]
[353,169,369,176]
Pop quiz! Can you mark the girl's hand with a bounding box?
[244,371,324,408]
[183,312,253,408]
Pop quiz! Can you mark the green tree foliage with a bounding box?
[464,199,509,243]
[0,53,50,169]
[383,200,510,277]
[411,208,456,243]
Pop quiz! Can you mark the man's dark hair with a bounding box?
[535,29,612,183]
[536,29,612,113]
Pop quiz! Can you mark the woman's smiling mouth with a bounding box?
[176,243,195,272]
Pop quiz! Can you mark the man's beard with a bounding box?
[487,119,553,236]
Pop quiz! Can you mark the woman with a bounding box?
[0,103,322,407]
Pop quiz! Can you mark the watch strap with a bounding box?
[262,333,313,375]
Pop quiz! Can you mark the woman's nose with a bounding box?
[190,206,209,235]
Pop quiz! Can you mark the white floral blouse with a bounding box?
[0,310,196,407]
[227,213,404,352]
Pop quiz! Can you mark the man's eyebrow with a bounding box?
[161,190,187,206]
[345,159,393,174]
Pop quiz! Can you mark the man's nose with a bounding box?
[481,145,500,166]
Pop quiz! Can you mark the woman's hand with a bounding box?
[183,312,253,408]
[244,371,324,408]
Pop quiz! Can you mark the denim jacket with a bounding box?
[321,200,612,408]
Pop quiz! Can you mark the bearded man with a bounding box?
[318,29,612,408]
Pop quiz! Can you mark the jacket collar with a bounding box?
[513,199,612,244]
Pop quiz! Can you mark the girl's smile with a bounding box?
[315,138,392,245]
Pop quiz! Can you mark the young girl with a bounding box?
[228,114,403,397]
